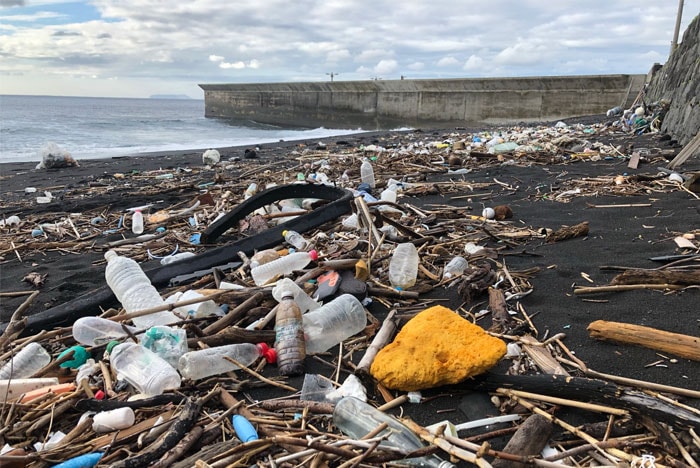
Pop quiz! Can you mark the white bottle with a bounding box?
[109,342,181,395]
[178,343,276,380]
[92,407,136,433]
[104,250,179,330]
[72,316,138,346]
[442,256,469,280]
[132,209,144,235]
[380,187,397,203]
[0,343,52,380]
[388,243,419,289]
[251,250,318,286]
[302,294,367,354]
[272,278,320,313]
[360,158,376,188]
[160,252,196,266]
[282,230,311,250]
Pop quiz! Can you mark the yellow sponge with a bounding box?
[370,305,506,391]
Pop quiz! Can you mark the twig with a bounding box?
[573,283,685,295]
[223,356,297,392]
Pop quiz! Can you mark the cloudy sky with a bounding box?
[1,0,698,99]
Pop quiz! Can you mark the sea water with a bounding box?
[0,95,364,164]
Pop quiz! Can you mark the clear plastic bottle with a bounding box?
[139,326,188,369]
[272,278,320,313]
[250,250,318,286]
[72,316,137,346]
[274,292,306,376]
[109,342,181,395]
[104,250,179,330]
[333,397,455,468]
[159,252,196,266]
[282,229,311,250]
[178,343,276,380]
[132,209,144,235]
[360,158,376,188]
[442,256,469,280]
[388,243,419,289]
[249,249,281,269]
[302,294,367,354]
[0,342,52,380]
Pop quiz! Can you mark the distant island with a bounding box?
[149,94,193,100]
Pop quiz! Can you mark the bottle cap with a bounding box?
[256,343,277,363]
[106,340,121,355]
[308,249,318,261]
[282,230,289,237]
[104,250,117,262]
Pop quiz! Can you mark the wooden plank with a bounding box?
[668,131,700,169]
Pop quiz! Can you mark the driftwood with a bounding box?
[587,320,700,361]
[186,326,275,348]
[610,268,700,286]
[491,414,553,468]
[472,373,700,431]
[546,221,589,243]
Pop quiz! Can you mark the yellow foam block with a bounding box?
[370,305,506,391]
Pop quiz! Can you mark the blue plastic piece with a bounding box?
[58,345,90,369]
[189,233,201,244]
[51,452,103,468]
[156,226,166,233]
[232,414,259,442]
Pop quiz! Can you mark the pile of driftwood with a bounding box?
[1,121,699,467]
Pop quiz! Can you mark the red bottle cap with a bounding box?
[257,343,277,363]
[308,249,318,261]
[94,390,106,400]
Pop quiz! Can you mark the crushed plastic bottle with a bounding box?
[282,229,311,250]
[442,256,469,280]
[388,243,419,289]
[72,316,137,346]
[108,342,181,395]
[302,294,367,354]
[139,326,188,369]
[0,342,52,380]
[250,250,318,286]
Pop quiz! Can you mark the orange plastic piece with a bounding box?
[20,383,77,403]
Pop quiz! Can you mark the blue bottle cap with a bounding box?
[58,345,90,369]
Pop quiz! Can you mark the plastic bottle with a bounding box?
[0,342,52,380]
[302,294,367,354]
[380,187,397,203]
[178,343,276,380]
[243,182,257,199]
[139,326,188,368]
[333,397,455,468]
[360,158,376,188]
[250,249,281,269]
[104,250,179,330]
[442,256,468,280]
[72,316,137,347]
[92,407,136,432]
[160,252,196,265]
[250,250,318,286]
[132,209,144,235]
[272,278,320,313]
[109,342,181,395]
[51,452,103,468]
[274,292,306,376]
[282,229,311,250]
[388,243,419,289]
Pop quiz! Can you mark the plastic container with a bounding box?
[442,256,468,280]
[51,452,103,468]
[272,278,320,313]
[232,415,259,442]
[178,343,275,380]
[132,209,144,235]
[109,342,181,395]
[388,243,419,289]
[250,250,318,286]
[360,158,376,188]
[380,187,397,203]
[282,229,311,250]
[333,397,454,468]
[92,407,136,432]
[104,250,179,330]
[72,316,137,346]
[274,293,306,376]
[250,249,281,269]
[0,342,52,380]
[140,326,188,368]
[302,294,367,354]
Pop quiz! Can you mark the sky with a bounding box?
[1,0,698,99]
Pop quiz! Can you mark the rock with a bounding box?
[370,305,506,391]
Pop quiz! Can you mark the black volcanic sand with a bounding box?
[0,116,698,460]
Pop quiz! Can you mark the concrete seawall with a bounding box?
[199,74,645,130]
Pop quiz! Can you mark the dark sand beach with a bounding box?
[1,115,698,466]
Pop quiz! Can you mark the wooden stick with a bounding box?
[574,283,685,295]
[223,356,297,392]
[355,310,397,376]
[587,320,700,361]
[491,414,552,468]
[202,291,264,335]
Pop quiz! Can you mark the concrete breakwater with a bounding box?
[200,74,645,130]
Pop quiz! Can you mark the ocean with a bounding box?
[0,95,365,164]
